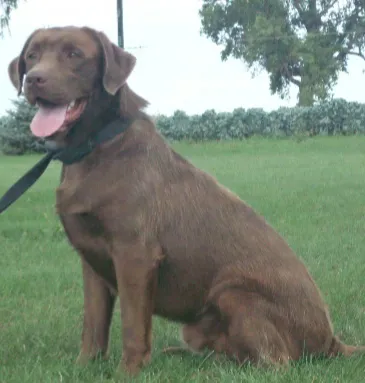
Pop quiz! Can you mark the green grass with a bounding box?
[1,136,365,382]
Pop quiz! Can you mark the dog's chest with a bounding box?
[60,212,117,284]
[61,211,111,253]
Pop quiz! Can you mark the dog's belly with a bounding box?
[153,245,221,323]
[154,262,210,323]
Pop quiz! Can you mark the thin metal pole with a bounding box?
[117,0,124,48]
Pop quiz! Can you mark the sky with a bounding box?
[0,0,364,117]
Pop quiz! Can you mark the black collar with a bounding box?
[0,117,132,214]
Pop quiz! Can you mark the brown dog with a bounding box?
[8,26,365,375]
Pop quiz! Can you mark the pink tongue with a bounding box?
[30,104,68,137]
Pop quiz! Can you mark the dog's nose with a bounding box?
[26,71,47,86]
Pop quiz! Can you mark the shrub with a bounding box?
[155,98,365,141]
[1,97,365,155]
[0,97,44,155]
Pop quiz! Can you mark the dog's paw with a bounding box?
[161,345,194,354]
[75,350,109,366]
[116,349,151,377]
[75,352,92,366]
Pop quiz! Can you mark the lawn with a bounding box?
[1,136,365,383]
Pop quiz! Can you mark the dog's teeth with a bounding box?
[69,101,75,109]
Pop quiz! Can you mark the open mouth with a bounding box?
[30,98,87,138]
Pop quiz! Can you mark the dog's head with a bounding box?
[8,26,147,140]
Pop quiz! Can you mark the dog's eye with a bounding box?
[67,50,83,59]
[26,52,37,60]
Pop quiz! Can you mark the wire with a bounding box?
[205,28,365,43]
[123,29,365,51]
[125,45,148,50]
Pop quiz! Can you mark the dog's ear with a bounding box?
[8,29,40,96]
[8,57,23,95]
[85,27,149,116]
[94,31,136,95]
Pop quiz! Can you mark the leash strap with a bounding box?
[0,151,54,214]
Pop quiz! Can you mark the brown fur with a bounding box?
[8,26,365,376]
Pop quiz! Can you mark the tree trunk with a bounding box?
[298,73,314,107]
[298,86,314,106]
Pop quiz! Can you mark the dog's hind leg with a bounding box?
[211,288,296,368]
[226,308,291,367]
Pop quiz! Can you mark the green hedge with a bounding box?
[1,98,365,155]
[155,99,365,141]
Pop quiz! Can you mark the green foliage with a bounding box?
[199,0,365,106]
[155,99,365,142]
[1,98,365,155]
[0,97,44,155]
[0,0,21,37]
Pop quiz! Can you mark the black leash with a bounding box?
[0,152,54,214]
[0,117,131,215]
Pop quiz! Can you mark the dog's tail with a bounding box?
[327,336,365,357]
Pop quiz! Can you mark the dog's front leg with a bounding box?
[113,240,162,375]
[77,257,116,364]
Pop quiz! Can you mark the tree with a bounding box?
[0,97,44,155]
[0,0,21,37]
[199,1,365,106]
